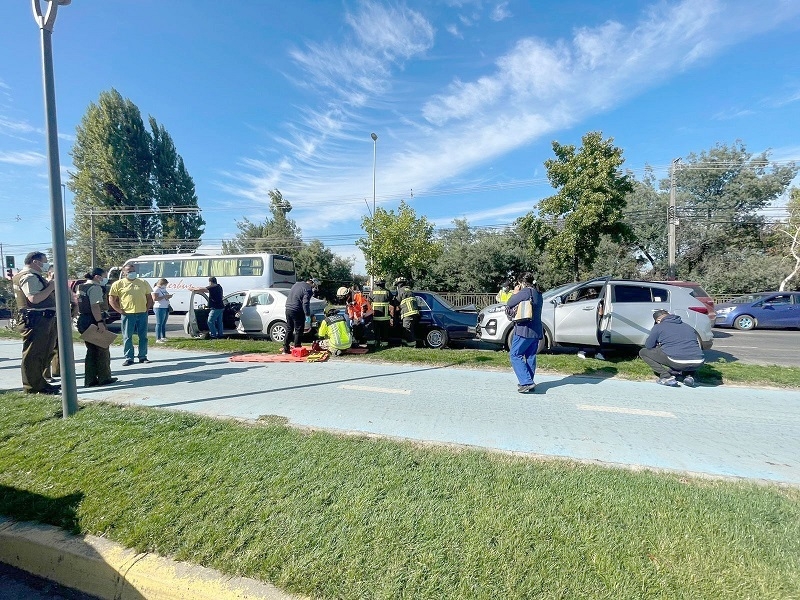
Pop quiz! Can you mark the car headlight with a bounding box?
[716,306,735,315]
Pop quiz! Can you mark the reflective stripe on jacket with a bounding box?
[319,313,352,350]
[370,288,391,321]
[397,287,419,318]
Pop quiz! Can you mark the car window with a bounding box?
[612,285,669,303]
[247,292,273,306]
[224,293,246,307]
[564,285,601,303]
[763,295,792,305]
[416,297,431,311]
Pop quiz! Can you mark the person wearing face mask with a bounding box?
[108,264,153,366]
[11,251,59,394]
[77,267,118,387]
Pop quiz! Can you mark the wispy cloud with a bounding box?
[490,2,511,22]
[0,150,46,166]
[222,0,800,233]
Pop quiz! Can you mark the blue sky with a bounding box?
[1,0,799,273]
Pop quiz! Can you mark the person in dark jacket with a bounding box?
[282,276,319,354]
[506,272,543,393]
[639,309,705,387]
[191,277,224,339]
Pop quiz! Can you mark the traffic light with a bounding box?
[5,256,14,269]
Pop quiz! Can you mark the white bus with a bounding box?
[121,253,296,312]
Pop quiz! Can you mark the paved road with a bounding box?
[1,339,798,485]
[0,562,99,600]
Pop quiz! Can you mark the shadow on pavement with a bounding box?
[535,371,617,392]
[0,486,146,600]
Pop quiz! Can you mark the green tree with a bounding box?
[69,89,154,272]
[673,141,797,276]
[149,116,205,253]
[535,131,634,281]
[623,170,669,274]
[778,187,800,291]
[294,239,354,298]
[357,199,441,282]
[222,190,303,255]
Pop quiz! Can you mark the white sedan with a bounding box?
[184,288,326,342]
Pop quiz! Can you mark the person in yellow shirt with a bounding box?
[317,308,352,356]
[496,280,513,303]
[108,264,153,366]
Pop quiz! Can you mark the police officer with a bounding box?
[394,276,420,347]
[77,268,118,388]
[12,251,59,394]
[368,277,392,349]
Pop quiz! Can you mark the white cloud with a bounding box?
[222,0,800,236]
[0,150,46,166]
[490,2,511,22]
[446,24,462,38]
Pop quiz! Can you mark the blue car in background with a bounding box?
[714,291,800,330]
[409,291,478,348]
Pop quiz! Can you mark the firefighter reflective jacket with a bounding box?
[396,286,419,318]
[370,287,391,321]
[318,313,352,350]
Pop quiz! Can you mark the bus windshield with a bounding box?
[122,253,296,312]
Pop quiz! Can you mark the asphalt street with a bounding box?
[1,338,798,486]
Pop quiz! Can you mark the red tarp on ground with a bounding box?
[229,354,307,363]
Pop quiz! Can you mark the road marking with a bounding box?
[339,384,411,395]
[577,404,676,418]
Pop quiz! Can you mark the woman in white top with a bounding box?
[151,278,172,342]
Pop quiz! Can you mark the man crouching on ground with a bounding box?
[639,309,705,387]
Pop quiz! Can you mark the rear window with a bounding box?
[686,284,709,298]
[612,285,669,303]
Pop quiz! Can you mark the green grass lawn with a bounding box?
[1,392,798,599]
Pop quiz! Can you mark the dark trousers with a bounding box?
[284,308,305,352]
[639,346,703,378]
[372,319,390,347]
[21,312,57,392]
[78,314,112,386]
[401,315,419,347]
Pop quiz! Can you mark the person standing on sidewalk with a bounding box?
[108,263,153,366]
[506,273,543,394]
[151,278,172,343]
[281,276,319,354]
[368,277,392,349]
[190,277,224,339]
[12,251,59,395]
[77,268,117,387]
[639,310,705,387]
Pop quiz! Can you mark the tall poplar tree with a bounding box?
[149,116,205,253]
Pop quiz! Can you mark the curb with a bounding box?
[0,517,305,600]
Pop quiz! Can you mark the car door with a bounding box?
[754,293,797,328]
[603,283,669,345]
[222,292,245,332]
[238,291,273,333]
[552,282,606,345]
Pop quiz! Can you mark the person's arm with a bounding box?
[146,290,154,311]
[108,293,123,314]
[644,325,660,349]
[318,320,329,339]
[23,275,55,305]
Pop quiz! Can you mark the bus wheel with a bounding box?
[269,320,288,343]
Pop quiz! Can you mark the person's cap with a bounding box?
[309,277,321,286]
[653,309,669,322]
[336,286,349,297]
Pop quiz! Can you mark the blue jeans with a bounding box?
[208,308,224,339]
[121,312,149,360]
[510,334,539,386]
[153,307,169,340]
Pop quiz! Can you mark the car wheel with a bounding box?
[268,320,288,342]
[733,314,756,331]
[425,328,448,349]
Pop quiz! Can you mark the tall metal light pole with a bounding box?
[668,157,681,280]
[370,132,378,286]
[32,0,78,417]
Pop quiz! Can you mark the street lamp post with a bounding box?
[370,132,377,286]
[32,0,78,417]
[668,157,681,280]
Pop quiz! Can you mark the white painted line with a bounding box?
[577,404,676,418]
[339,384,411,395]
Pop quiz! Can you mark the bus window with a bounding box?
[273,256,295,275]
[210,258,238,277]
[161,261,182,278]
[238,258,263,277]
[181,259,207,277]
[132,261,155,277]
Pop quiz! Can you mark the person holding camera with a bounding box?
[506,272,543,394]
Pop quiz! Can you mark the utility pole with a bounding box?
[90,207,96,270]
[668,157,681,279]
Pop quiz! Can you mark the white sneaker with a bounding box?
[577,350,587,359]
[595,352,605,361]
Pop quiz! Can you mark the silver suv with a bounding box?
[476,277,714,353]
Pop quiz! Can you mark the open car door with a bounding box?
[596,276,613,347]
